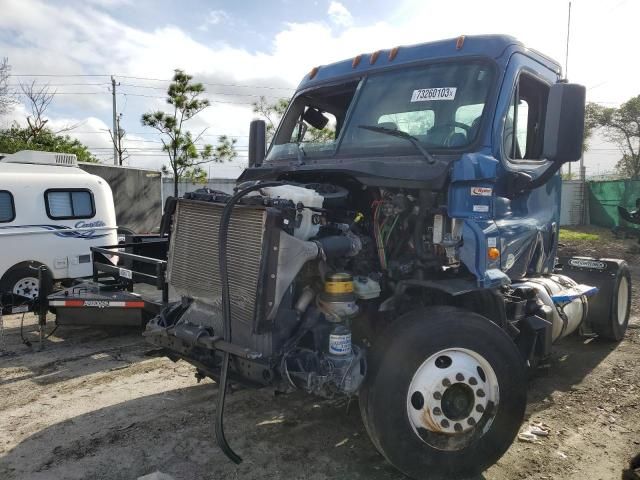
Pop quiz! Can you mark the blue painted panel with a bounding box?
[448,51,561,287]
[491,52,562,280]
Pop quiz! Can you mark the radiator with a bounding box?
[167,199,280,336]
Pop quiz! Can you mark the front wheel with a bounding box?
[359,306,527,480]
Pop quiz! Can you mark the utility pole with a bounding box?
[111,75,118,165]
[116,113,123,166]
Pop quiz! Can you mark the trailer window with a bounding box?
[0,191,15,223]
[45,190,95,219]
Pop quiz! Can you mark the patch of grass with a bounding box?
[559,229,600,242]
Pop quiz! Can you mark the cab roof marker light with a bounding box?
[388,47,400,61]
[308,66,320,79]
[352,54,362,68]
[369,50,381,65]
[456,35,466,50]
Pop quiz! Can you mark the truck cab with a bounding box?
[147,35,631,479]
[244,35,577,287]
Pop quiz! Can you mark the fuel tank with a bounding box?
[512,274,588,342]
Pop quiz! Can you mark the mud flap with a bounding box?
[556,257,624,332]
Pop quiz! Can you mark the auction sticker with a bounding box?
[411,87,457,102]
[471,187,492,196]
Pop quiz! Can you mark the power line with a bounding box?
[12,91,261,105]
[7,82,110,87]
[117,75,294,91]
[11,74,110,77]
[70,130,250,137]
[11,73,295,91]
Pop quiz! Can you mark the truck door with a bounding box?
[493,53,561,280]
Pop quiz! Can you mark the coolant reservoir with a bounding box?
[261,185,324,240]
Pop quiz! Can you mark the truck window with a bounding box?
[340,61,494,155]
[269,80,359,160]
[45,189,95,220]
[504,73,549,160]
[378,110,435,136]
[0,190,15,223]
[267,61,495,162]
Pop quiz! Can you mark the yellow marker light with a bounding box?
[308,66,320,79]
[488,247,500,261]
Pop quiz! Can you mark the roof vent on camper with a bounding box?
[0,150,78,167]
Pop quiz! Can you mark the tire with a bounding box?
[0,265,53,301]
[592,262,632,341]
[359,306,527,480]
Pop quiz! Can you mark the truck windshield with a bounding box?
[267,61,494,162]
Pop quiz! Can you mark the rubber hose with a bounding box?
[216,180,283,464]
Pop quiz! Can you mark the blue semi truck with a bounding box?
[146,35,632,479]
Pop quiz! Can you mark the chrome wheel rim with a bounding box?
[407,348,499,451]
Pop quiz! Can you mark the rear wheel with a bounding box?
[1,266,53,301]
[359,306,526,480]
[592,262,631,341]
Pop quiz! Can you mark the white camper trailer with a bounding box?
[0,151,118,299]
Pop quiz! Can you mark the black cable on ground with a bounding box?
[2,293,57,347]
[216,181,283,464]
[20,312,32,347]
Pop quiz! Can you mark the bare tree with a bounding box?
[20,81,54,140]
[0,58,17,116]
[19,81,80,140]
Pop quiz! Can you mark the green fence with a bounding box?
[588,180,640,229]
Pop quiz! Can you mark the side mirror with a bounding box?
[543,83,586,163]
[510,83,586,195]
[248,119,266,167]
[303,107,329,130]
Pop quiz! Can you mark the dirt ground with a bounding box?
[1,227,639,480]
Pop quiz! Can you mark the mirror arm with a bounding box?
[515,160,562,195]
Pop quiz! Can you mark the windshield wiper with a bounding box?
[358,125,436,164]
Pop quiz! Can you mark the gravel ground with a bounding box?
[1,228,639,480]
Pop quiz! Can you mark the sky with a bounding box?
[0,0,637,177]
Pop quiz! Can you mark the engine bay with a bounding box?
[145,178,477,397]
[145,177,600,402]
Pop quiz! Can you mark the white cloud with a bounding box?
[198,9,231,31]
[328,1,353,28]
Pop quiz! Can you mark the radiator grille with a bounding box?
[167,199,269,328]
